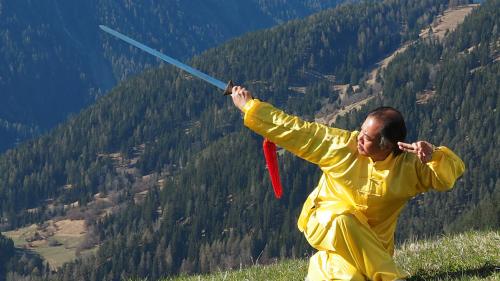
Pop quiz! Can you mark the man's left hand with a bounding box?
[397,141,434,163]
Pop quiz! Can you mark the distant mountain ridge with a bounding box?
[0,0,344,152]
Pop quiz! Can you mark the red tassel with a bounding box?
[262,138,283,199]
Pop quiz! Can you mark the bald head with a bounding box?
[367,107,407,155]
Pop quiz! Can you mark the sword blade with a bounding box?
[99,25,228,91]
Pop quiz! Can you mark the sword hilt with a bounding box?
[223,80,234,96]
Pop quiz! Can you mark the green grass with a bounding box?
[161,259,308,281]
[395,231,499,281]
[130,230,499,281]
[35,242,79,268]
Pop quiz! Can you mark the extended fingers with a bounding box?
[397,142,416,152]
[398,141,433,163]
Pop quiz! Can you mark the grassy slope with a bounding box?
[136,230,499,281]
[3,222,96,269]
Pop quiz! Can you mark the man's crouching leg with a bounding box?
[307,250,365,281]
[304,213,407,281]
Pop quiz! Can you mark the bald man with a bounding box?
[232,86,465,281]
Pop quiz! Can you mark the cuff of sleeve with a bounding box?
[429,145,444,163]
[429,146,462,163]
[428,146,462,168]
[427,145,465,190]
[242,99,259,114]
[243,99,262,129]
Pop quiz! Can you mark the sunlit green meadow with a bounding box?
[129,230,499,281]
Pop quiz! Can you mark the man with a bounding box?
[231,86,465,281]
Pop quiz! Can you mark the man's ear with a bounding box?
[379,135,393,151]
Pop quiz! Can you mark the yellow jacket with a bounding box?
[243,100,465,254]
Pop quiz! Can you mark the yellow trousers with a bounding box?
[304,213,407,281]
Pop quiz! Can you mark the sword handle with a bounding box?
[223,80,234,96]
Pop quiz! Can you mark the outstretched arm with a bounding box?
[231,86,356,166]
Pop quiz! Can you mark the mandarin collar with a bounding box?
[369,152,395,168]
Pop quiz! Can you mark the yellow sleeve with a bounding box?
[416,146,465,192]
[242,99,356,166]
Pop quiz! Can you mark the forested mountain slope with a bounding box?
[0,0,344,152]
[2,0,498,280]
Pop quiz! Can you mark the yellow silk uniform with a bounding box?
[242,100,465,281]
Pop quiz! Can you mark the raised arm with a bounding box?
[232,86,356,166]
[398,141,465,192]
[397,141,436,163]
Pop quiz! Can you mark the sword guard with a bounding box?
[223,80,234,96]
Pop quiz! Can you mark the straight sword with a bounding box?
[100,25,283,199]
[99,25,234,95]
